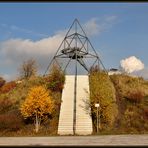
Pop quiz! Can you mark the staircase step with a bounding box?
[58,75,93,135]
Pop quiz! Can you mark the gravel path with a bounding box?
[0,135,148,146]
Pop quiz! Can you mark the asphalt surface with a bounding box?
[0,135,148,146]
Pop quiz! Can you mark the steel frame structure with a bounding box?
[44,19,106,135]
[44,19,106,75]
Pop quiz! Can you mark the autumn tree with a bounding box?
[20,86,54,133]
[45,64,65,92]
[19,58,37,79]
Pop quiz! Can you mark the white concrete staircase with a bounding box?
[58,75,93,135]
[58,75,74,135]
[75,75,93,135]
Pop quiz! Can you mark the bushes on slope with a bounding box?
[110,74,148,134]
[45,64,65,92]
[89,71,118,132]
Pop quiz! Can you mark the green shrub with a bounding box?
[45,64,65,92]
[89,70,118,131]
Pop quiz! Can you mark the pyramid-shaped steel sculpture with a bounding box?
[44,19,106,75]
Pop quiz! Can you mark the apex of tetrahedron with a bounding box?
[44,19,106,75]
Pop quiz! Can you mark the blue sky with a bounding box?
[0,2,148,81]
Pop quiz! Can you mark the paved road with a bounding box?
[0,135,148,146]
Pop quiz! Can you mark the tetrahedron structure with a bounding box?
[44,19,107,135]
[44,19,106,75]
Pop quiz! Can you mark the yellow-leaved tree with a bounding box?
[20,86,54,133]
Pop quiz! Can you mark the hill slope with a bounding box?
[0,72,148,136]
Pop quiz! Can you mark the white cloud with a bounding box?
[83,15,118,37]
[0,33,64,81]
[1,34,63,56]
[120,56,144,73]
[105,15,117,22]
[0,17,118,81]
[84,18,100,36]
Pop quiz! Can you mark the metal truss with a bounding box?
[44,19,106,76]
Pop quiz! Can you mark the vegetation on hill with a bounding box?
[0,62,65,136]
[45,64,65,92]
[89,71,148,134]
[19,58,38,80]
[0,60,148,136]
[110,74,148,134]
[20,86,55,133]
[89,70,118,133]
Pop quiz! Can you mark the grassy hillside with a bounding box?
[0,66,65,136]
[89,72,148,134]
[110,74,148,134]
[0,71,148,136]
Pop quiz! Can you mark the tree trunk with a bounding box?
[35,113,40,133]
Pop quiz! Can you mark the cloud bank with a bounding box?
[120,56,144,73]
[0,16,117,81]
